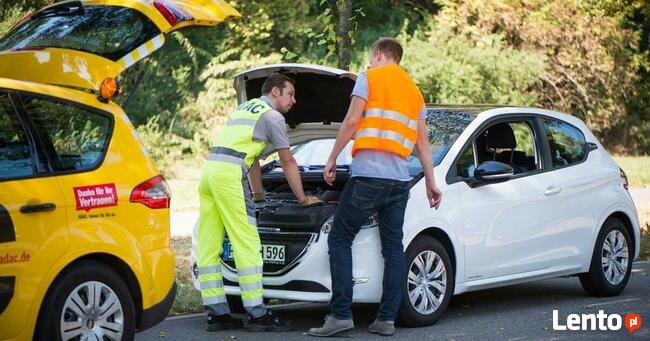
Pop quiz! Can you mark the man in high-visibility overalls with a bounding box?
[309,38,443,337]
[197,74,321,332]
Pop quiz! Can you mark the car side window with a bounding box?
[21,95,112,172]
[0,93,34,180]
[456,143,476,178]
[475,121,539,175]
[543,118,586,168]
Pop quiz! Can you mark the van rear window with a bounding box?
[0,3,160,61]
[21,95,112,173]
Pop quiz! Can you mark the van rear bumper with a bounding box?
[138,281,177,330]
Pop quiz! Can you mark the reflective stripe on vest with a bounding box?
[352,64,424,159]
[207,147,250,173]
[209,98,272,170]
[364,108,418,130]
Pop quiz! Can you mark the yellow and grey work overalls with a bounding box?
[197,98,272,317]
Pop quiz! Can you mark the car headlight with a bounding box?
[321,214,378,234]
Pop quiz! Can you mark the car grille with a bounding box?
[221,231,316,275]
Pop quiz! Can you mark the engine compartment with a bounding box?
[256,170,350,232]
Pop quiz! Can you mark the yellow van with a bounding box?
[0,1,239,339]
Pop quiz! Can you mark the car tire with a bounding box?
[35,260,135,341]
[579,217,632,297]
[397,235,454,327]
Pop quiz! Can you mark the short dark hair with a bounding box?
[371,37,403,63]
[261,73,295,95]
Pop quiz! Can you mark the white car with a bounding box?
[192,64,640,326]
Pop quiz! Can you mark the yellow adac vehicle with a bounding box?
[0,1,239,340]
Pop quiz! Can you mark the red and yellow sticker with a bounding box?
[73,183,118,211]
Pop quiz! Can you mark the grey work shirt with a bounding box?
[253,96,290,157]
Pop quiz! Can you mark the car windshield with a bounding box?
[282,108,478,177]
[0,3,160,61]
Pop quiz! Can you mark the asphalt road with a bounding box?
[136,261,650,341]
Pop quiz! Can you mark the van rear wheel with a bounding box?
[36,260,135,341]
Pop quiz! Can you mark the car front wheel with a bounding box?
[36,260,135,341]
[579,217,632,297]
[398,235,454,327]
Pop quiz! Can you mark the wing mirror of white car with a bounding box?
[471,161,514,187]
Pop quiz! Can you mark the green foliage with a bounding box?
[0,5,30,37]
[402,21,545,105]
[133,49,282,170]
[434,0,650,153]
[2,0,649,172]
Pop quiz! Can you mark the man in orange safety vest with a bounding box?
[309,37,442,337]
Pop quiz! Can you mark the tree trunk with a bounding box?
[337,0,352,70]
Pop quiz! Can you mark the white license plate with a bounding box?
[223,241,285,264]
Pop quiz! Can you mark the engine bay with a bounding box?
[255,170,350,232]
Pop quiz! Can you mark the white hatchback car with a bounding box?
[192,64,640,326]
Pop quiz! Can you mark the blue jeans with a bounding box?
[328,176,410,321]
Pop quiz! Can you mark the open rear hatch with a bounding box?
[0,0,239,94]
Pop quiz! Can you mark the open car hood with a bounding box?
[233,63,356,146]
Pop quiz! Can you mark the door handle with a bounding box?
[544,186,562,196]
[20,203,56,214]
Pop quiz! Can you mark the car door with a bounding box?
[0,91,68,338]
[540,117,606,267]
[452,116,567,281]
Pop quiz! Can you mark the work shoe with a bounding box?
[368,319,395,336]
[307,315,354,337]
[206,314,244,331]
[245,310,295,332]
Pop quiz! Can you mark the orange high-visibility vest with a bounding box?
[351,64,425,159]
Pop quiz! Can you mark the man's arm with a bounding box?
[248,159,265,201]
[324,96,366,186]
[277,148,306,202]
[415,118,442,209]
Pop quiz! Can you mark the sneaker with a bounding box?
[245,310,295,332]
[307,315,354,337]
[368,319,395,336]
[206,314,244,331]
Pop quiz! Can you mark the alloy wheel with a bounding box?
[601,230,629,285]
[407,250,446,315]
[60,281,124,341]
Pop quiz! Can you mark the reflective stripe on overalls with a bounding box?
[197,98,270,317]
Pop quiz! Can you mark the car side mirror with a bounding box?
[473,161,514,184]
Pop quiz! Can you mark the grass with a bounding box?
[613,155,650,186]
[170,236,202,315]
[641,230,650,261]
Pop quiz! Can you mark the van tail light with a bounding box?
[154,1,193,26]
[130,175,171,209]
[619,167,629,191]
